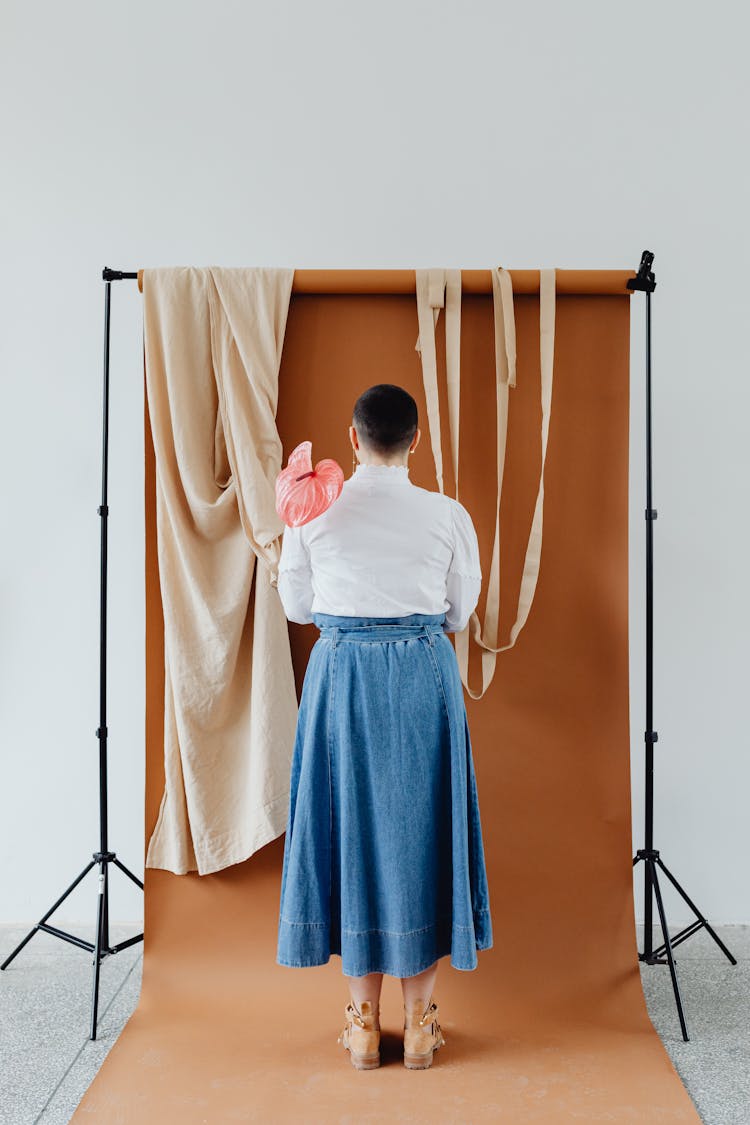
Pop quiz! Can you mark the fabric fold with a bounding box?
[142,266,298,875]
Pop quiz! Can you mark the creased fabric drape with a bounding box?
[414,267,557,699]
[142,266,298,875]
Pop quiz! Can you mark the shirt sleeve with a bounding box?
[276,523,315,625]
[444,499,482,634]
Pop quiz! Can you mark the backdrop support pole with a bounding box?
[628,250,736,1044]
[0,267,144,1041]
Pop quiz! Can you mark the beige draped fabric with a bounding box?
[142,267,298,875]
[415,267,557,699]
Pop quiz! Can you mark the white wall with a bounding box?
[1,0,747,927]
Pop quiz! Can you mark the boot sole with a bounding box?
[348,1051,381,1069]
[404,1052,434,1069]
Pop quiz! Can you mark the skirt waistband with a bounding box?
[312,611,446,643]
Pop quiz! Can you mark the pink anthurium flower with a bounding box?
[275,440,344,527]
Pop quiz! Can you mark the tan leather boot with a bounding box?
[403,995,446,1068]
[336,998,381,1069]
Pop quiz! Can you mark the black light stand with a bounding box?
[1,268,144,1041]
[628,251,736,1043]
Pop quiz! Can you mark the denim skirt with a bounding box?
[276,612,493,978]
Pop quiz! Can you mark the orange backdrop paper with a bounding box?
[72,272,700,1122]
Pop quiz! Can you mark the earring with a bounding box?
[352,447,357,471]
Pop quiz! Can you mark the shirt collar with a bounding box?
[349,463,412,485]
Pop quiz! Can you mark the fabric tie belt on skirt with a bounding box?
[312,612,447,645]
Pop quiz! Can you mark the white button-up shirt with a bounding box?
[276,462,482,633]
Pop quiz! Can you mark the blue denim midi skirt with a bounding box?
[276,612,493,978]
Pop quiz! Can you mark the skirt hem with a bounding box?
[275,939,493,978]
[277,908,493,977]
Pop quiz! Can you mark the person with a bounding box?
[275,383,493,1070]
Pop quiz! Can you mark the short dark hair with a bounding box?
[352,384,418,458]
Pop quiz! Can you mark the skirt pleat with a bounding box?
[276,612,493,977]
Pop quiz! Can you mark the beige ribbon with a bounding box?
[414,267,556,699]
[414,269,461,497]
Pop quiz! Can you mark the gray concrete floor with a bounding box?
[0,923,747,1124]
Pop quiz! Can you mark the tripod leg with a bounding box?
[633,854,655,959]
[89,864,107,1041]
[112,855,144,891]
[0,860,97,970]
[649,859,689,1041]
[654,856,737,965]
[102,861,110,952]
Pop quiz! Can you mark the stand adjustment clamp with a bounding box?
[645,730,658,743]
[645,508,658,520]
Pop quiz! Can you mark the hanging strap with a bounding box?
[415,267,557,699]
[414,269,461,496]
